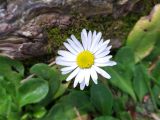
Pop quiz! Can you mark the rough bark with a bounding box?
[0,0,140,59]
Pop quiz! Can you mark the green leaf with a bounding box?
[133,64,149,101]
[105,47,136,101]
[30,63,53,80]
[30,63,60,105]
[126,4,160,62]
[53,82,70,99]
[42,91,91,120]
[118,112,132,120]
[152,77,160,106]
[113,95,128,113]
[19,78,49,107]
[90,83,113,115]
[107,67,136,101]
[114,47,135,80]
[115,46,135,65]
[0,93,12,115]
[0,76,21,120]
[42,103,76,120]
[0,115,6,120]
[33,106,47,119]
[94,116,119,120]
[59,90,94,112]
[0,56,24,76]
[146,39,160,61]
[152,61,160,79]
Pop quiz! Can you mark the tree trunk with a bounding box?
[0,0,141,59]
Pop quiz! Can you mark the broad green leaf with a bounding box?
[54,75,69,99]
[0,76,20,120]
[30,63,53,80]
[146,39,160,61]
[115,47,135,65]
[30,64,60,105]
[152,77,160,106]
[118,112,132,120]
[94,116,119,120]
[0,75,18,102]
[114,47,135,80]
[113,95,128,113]
[59,91,94,112]
[105,47,136,101]
[0,77,12,116]
[0,93,12,115]
[0,87,19,120]
[107,67,136,101]
[19,78,49,107]
[42,103,76,120]
[0,115,6,120]
[0,56,24,76]
[126,4,160,62]
[90,84,113,115]
[42,91,91,120]
[152,61,160,79]
[53,82,70,99]
[133,64,149,101]
[21,113,31,120]
[33,106,47,119]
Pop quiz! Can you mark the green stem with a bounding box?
[150,75,160,88]
[144,76,158,111]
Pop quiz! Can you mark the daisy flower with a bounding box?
[56,29,117,90]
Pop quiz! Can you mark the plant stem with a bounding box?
[21,61,55,83]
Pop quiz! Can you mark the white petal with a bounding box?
[76,69,85,83]
[93,39,110,53]
[99,39,104,45]
[92,31,97,39]
[57,50,76,59]
[61,65,77,72]
[95,61,117,67]
[56,60,77,66]
[56,56,76,62]
[90,32,102,52]
[66,67,80,81]
[80,80,86,90]
[63,42,78,55]
[73,77,79,88]
[67,39,81,52]
[73,69,85,88]
[81,29,88,50]
[91,39,103,53]
[84,69,90,86]
[95,45,112,57]
[62,70,72,75]
[90,67,98,84]
[71,35,84,51]
[94,55,112,63]
[87,31,92,50]
[95,45,111,56]
[96,50,110,58]
[93,65,111,79]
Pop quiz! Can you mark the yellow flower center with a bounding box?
[76,50,94,68]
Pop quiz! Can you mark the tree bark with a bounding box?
[0,0,140,59]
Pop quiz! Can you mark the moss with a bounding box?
[46,0,156,53]
[47,15,136,52]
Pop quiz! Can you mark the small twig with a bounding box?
[150,113,160,120]
[49,61,56,66]
[148,56,160,74]
[21,74,35,83]
[74,107,82,120]
[21,60,55,83]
